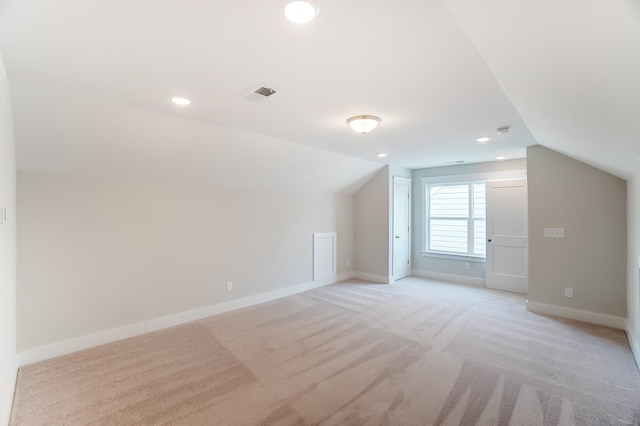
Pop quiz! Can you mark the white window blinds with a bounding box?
[426,182,486,257]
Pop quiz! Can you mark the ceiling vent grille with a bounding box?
[243,86,277,101]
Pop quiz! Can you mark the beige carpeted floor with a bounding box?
[10,278,640,425]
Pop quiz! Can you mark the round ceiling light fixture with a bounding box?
[476,136,491,143]
[496,155,507,161]
[347,115,381,134]
[171,97,191,106]
[284,1,318,23]
[376,152,388,158]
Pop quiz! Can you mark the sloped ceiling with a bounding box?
[0,0,637,192]
[445,0,640,179]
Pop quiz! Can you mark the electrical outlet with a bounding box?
[346,258,351,267]
[464,261,470,270]
[226,281,233,292]
[564,287,574,298]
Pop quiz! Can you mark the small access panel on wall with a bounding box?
[313,232,337,285]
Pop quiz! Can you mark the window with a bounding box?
[425,182,486,258]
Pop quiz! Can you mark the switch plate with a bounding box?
[564,287,574,298]
[0,207,5,224]
[226,281,233,292]
[544,228,565,238]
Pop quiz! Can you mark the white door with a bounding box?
[485,179,528,294]
[393,177,412,281]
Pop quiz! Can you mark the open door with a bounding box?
[485,179,528,294]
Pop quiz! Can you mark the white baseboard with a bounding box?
[336,271,356,282]
[411,269,486,287]
[313,273,338,287]
[1,357,18,426]
[352,271,390,284]
[526,301,626,330]
[18,279,334,367]
[627,322,640,371]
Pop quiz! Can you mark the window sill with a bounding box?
[421,251,486,263]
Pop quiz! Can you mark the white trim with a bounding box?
[627,322,640,371]
[353,271,390,284]
[336,271,356,282]
[411,269,485,286]
[18,279,334,366]
[421,251,486,263]
[525,301,626,330]
[393,176,412,186]
[1,357,18,426]
[420,170,527,185]
[313,232,337,285]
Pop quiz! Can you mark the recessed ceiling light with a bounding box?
[476,136,491,143]
[496,155,507,161]
[284,1,318,23]
[171,97,191,106]
[377,153,387,158]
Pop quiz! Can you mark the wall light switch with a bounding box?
[226,281,233,292]
[0,207,5,224]
[544,228,565,238]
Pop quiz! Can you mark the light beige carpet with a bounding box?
[10,278,640,425]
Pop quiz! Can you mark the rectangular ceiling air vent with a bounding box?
[243,85,277,101]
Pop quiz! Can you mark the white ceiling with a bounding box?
[0,0,638,191]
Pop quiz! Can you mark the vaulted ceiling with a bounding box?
[1,0,638,192]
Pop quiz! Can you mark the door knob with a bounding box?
[488,239,492,242]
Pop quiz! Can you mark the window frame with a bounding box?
[425,181,486,260]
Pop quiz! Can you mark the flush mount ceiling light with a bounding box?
[347,115,381,134]
[496,155,507,160]
[476,136,491,143]
[171,97,191,106]
[284,1,318,23]
[376,153,387,158]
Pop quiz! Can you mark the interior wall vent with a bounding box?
[243,85,277,101]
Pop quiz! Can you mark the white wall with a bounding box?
[527,146,627,318]
[0,51,18,426]
[352,165,411,283]
[411,159,527,281]
[353,167,389,282]
[17,172,354,352]
[628,174,640,364]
